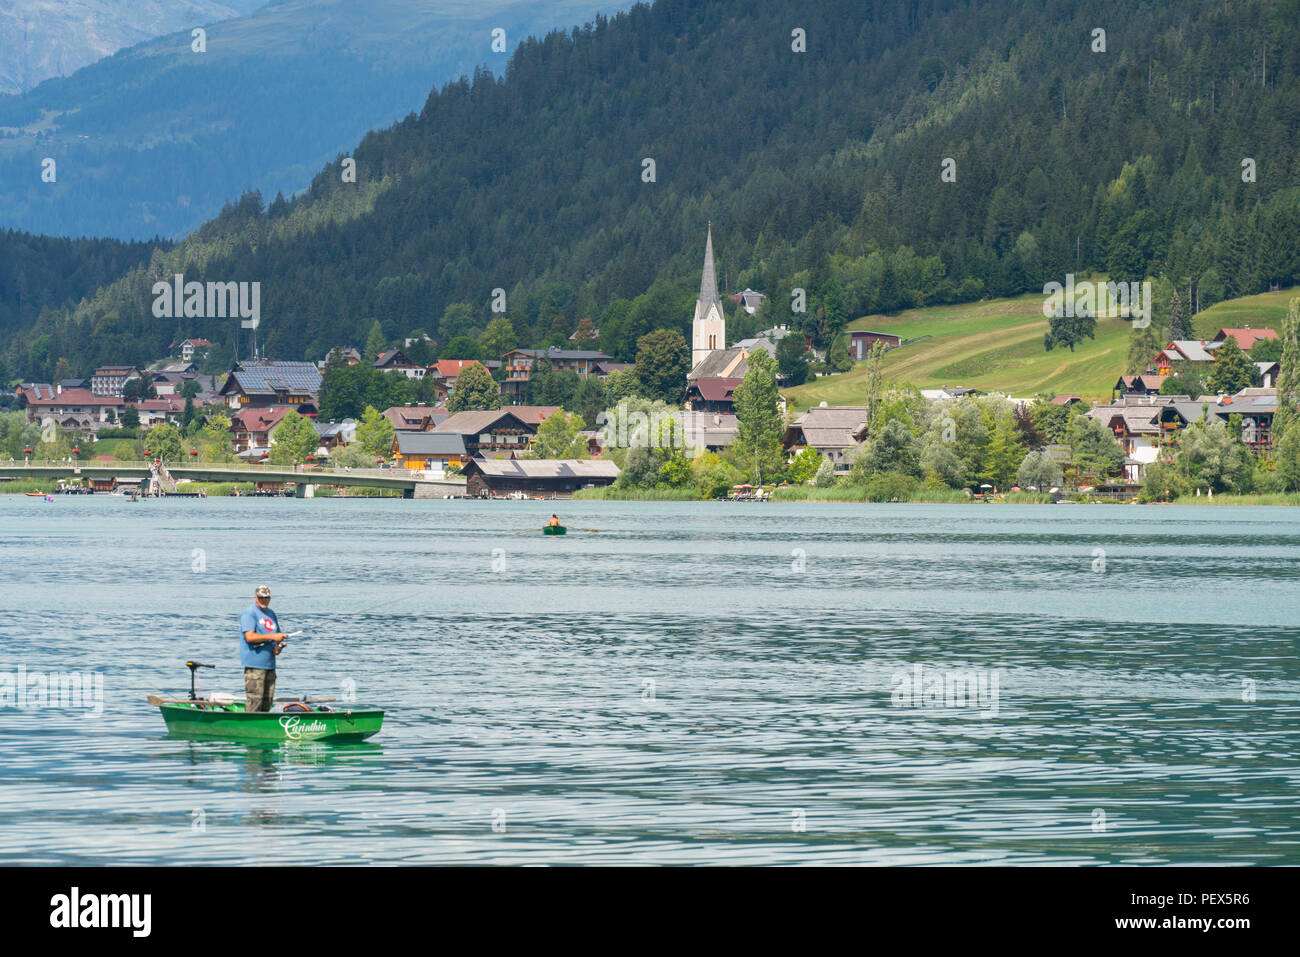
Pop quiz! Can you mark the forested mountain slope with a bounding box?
[7,0,1299,380]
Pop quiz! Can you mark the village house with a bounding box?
[429,407,558,458]
[230,406,293,454]
[849,330,903,359]
[427,359,502,404]
[919,387,980,402]
[1256,361,1280,389]
[683,377,742,414]
[591,359,635,378]
[728,288,767,314]
[1113,374,1167,397]
[131,396,187,427]
[171,338,215,364]
[1215,388,1277,452]
[1085,386,1281,477]
[391,431,468,473]
[16,384,124,429]
[321,347,362,368]
[217,360,322,414]
[500,347,613,401]
[782,405,870,474]
[460,458,620,498]
[1212,327,1279,351]
[381,404,448,432]
[1154,339,1218,374]
[675,411,739,453]
[90,366,141,397]
[374,349,426,378]
[314,419,357,454]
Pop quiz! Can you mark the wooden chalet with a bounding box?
[460,458,620,498]
[429,407,556,457]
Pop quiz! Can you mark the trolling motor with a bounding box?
[185,661,215,701]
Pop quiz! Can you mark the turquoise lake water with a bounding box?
[1,495,1298,864]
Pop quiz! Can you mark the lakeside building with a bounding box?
[460,458,620,497]
[783,406,870,474]
[218,360,321,414]
[1085,387,1280,480]
[392,431,468,472]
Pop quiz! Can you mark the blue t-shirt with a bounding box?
[239,604,280,670]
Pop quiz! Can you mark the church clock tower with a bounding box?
[691,225,727,370]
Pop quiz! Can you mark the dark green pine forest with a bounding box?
[6,0,1300,381]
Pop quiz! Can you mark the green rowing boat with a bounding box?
[543,525,567,535]
[157,699,384,742]
[155,661,382,742]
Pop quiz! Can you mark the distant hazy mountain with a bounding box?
[0,0,629,239]
[0,0,267,95]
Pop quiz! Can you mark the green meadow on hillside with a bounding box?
[784,286,1300,411]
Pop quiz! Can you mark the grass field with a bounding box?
[784,286,1300,411]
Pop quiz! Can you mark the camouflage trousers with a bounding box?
[244,667,277,712]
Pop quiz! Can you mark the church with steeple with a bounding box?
[691,225,727,370]
[683,225,791,412]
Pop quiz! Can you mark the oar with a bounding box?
[571,527,600,532]
[514,525,546,534]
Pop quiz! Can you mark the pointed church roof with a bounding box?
[698,225,722,311]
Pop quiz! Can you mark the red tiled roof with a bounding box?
[1214,328,1279,350]
[231,406,293,432]
[691,377,743,402]
[20,387,124,407]
[429,359,483,378]
[508,405,560,425]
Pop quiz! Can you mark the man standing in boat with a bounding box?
[240,585,287,712]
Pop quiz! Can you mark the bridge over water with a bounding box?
[0,461,465,498]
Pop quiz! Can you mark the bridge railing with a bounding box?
[0,460,462,483]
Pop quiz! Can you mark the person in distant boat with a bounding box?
[548,514,561,527]
[240,585,287,712]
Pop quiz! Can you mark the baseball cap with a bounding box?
[254,585,272,598]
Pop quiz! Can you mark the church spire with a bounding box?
[699,223,721,309]
[691,224,727,371]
